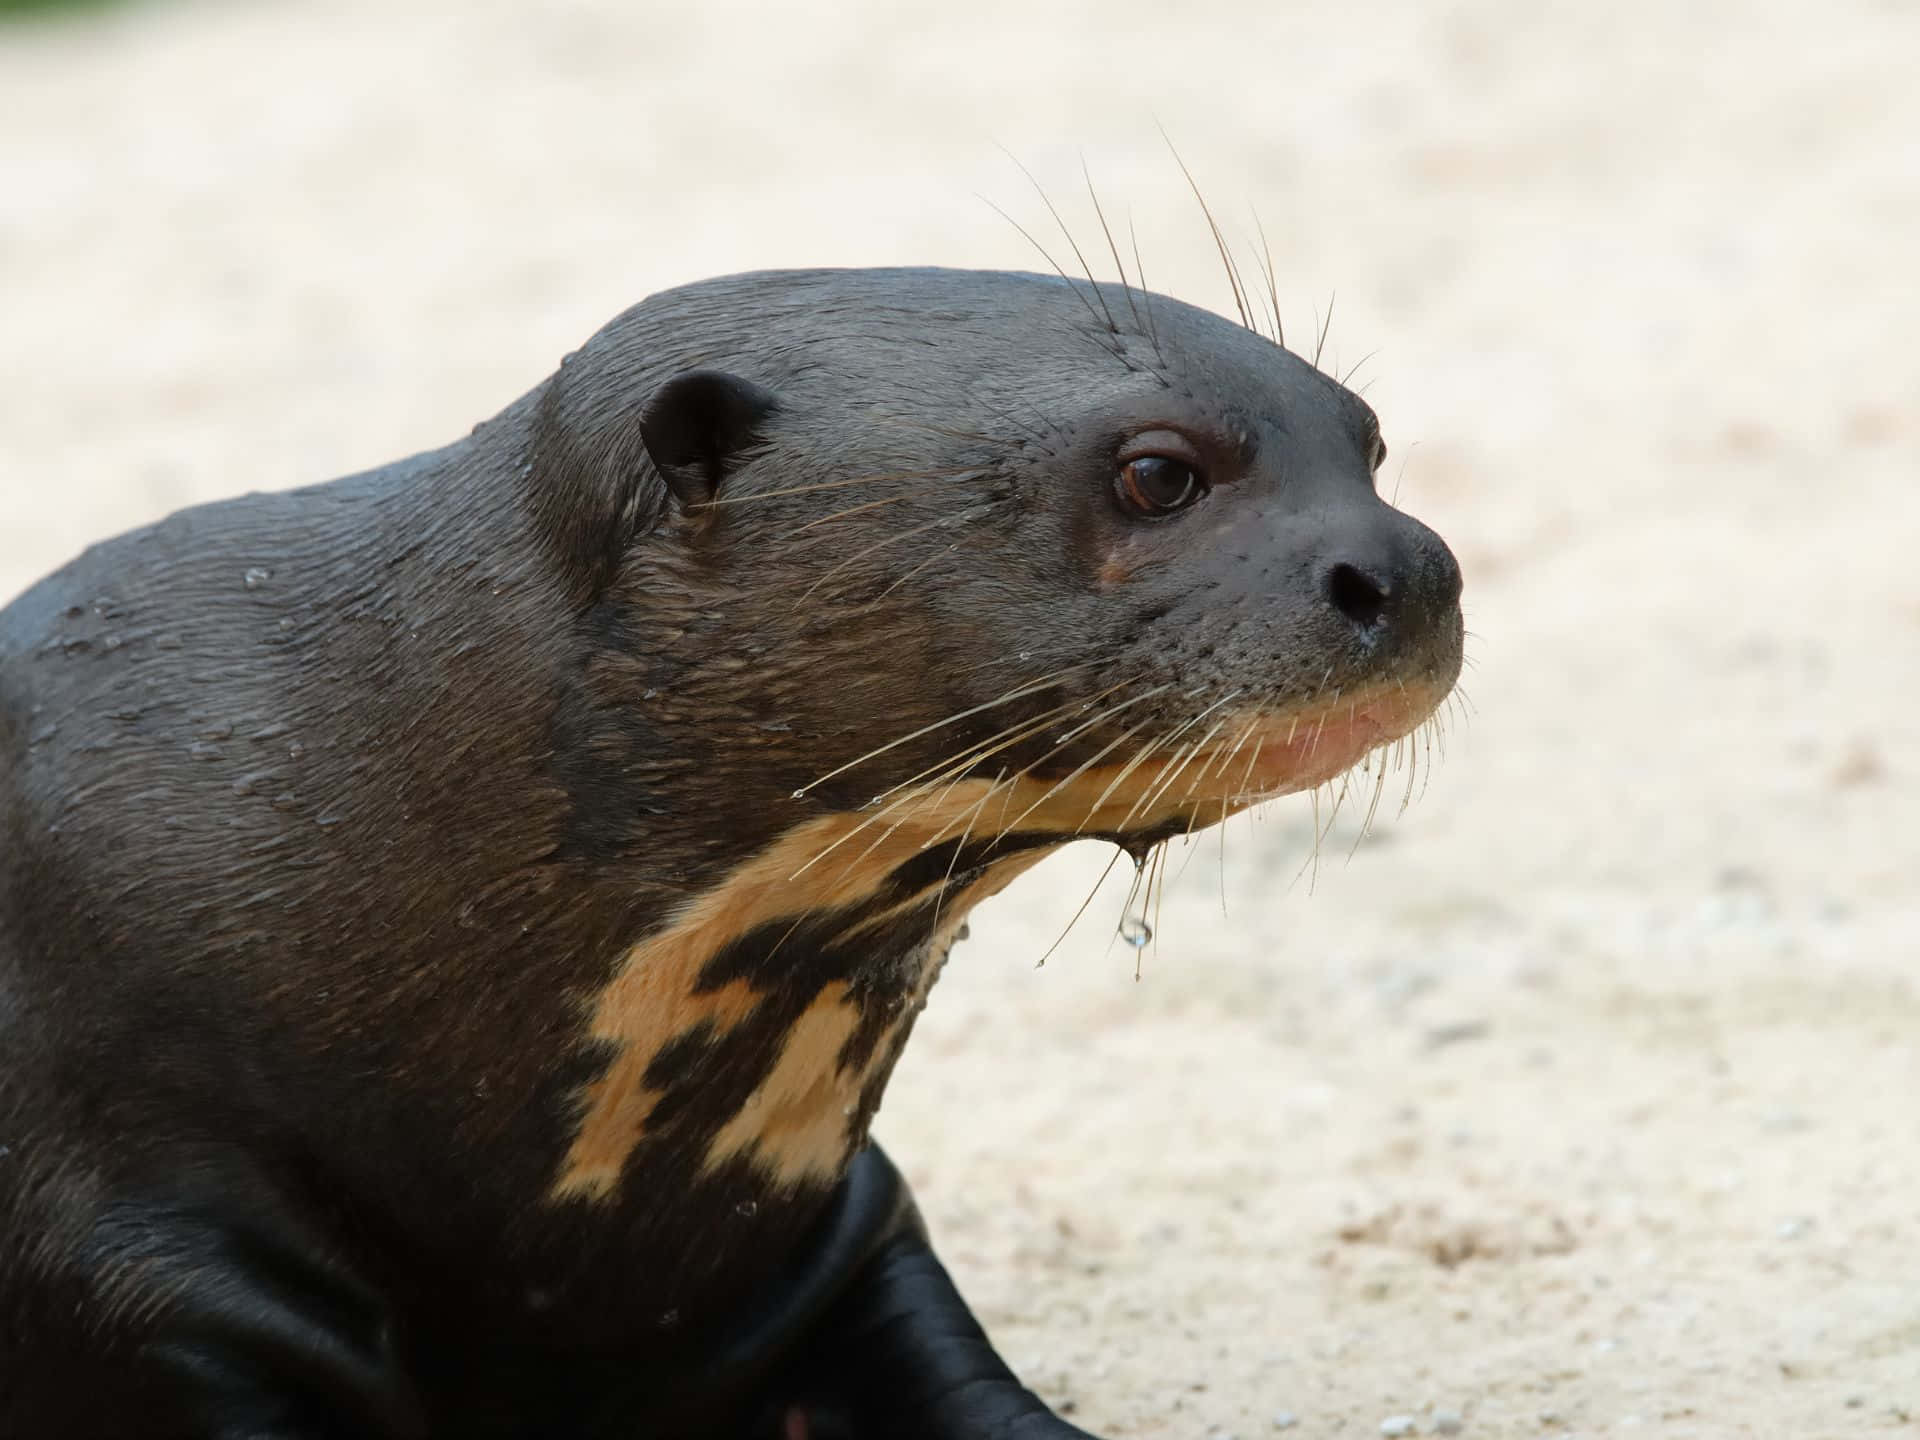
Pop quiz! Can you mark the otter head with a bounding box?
[533,266,1461,868]
[535,267,1464,1201]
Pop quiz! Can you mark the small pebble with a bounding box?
[1272,1415,1299,1431]
[1432,1410,1464,1435]
[1381,1417,1418,1437]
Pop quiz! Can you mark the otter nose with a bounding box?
[1316,512,1462,647]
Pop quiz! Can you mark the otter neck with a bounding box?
[549,804,1063,1204]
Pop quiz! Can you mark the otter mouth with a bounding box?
[832,669,1459,856]
[1207,680,1452,808]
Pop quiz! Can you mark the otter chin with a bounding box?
[1,265,1463,1440]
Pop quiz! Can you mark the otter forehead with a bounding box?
[609,266,1375,456]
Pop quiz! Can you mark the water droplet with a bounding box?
[734,1200,758,1219]
[287,741,306,760]
[841,1103,856,1118]
[657,1309,680,1330]
[1118,915,1153,948]
[243,567,271,588]
[278,617,296,631]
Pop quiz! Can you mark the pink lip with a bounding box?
[1220,689,1444,802]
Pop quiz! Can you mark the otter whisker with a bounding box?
[979,193,1120,351]
[1124,732,1209,831]
[777,492,920,541]
[1339,350,1378,389]
[1312,293,1337,372]
[1218,793,1231,913]
[1175,716,1240,800]
[792,700,1113,881]
[1110,845,1152,968]
[1161,126,1253,333]
[1401,719,1426,815]
[790,503,1006,606]
[812,761,1014,893]
[1243,217,1283,346]
[866,677,1146,807]
[1389,439,1422,506]
[1171,817,1206,884]
[705,468,976,509]
[1203,717,1262,794]
[999,146,1120,337]
[794,664,1100,797]
[1109,714,1209,832]
[927,770,1002,944]
[873,416,1021,450]
[1126,214,1166,367]
[1111,688,1245,832]
[1352,751,1390,859]
[1082,155,1145,340]
[1237,733,1267,800]
[1035,843,1127,968]
[1150,837,1171,971]
[863,702,1137,830]
[1073,722,1182,835]
[1305,786,1323,892]
[1303,684,1343,764]
[861,541,962,610]
[989,713,1166,848]
[947,684,1175,847]
[796,505,996,608]
[1252,208,1286,349]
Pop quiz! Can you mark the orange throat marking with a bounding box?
[547,679,1446,1204]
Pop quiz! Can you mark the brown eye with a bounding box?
[1115,455,1207,518]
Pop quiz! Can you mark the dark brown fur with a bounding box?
[0,267,1462,1438]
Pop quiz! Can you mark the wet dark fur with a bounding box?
[0,267,1461,1438]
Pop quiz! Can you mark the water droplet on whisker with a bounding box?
[1118,914,1152,948]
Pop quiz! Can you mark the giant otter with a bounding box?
[0,266,1462,1438]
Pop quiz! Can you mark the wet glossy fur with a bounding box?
[0,268,1461,1437]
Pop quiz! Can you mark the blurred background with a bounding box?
[3,1,1915,1435]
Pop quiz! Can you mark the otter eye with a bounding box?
[1115,455,1207,518]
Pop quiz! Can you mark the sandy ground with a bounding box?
[3,1,1917,1436]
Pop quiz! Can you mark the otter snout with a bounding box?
[1313,502,1463,663]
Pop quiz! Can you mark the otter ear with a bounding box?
[639,369,780,511]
